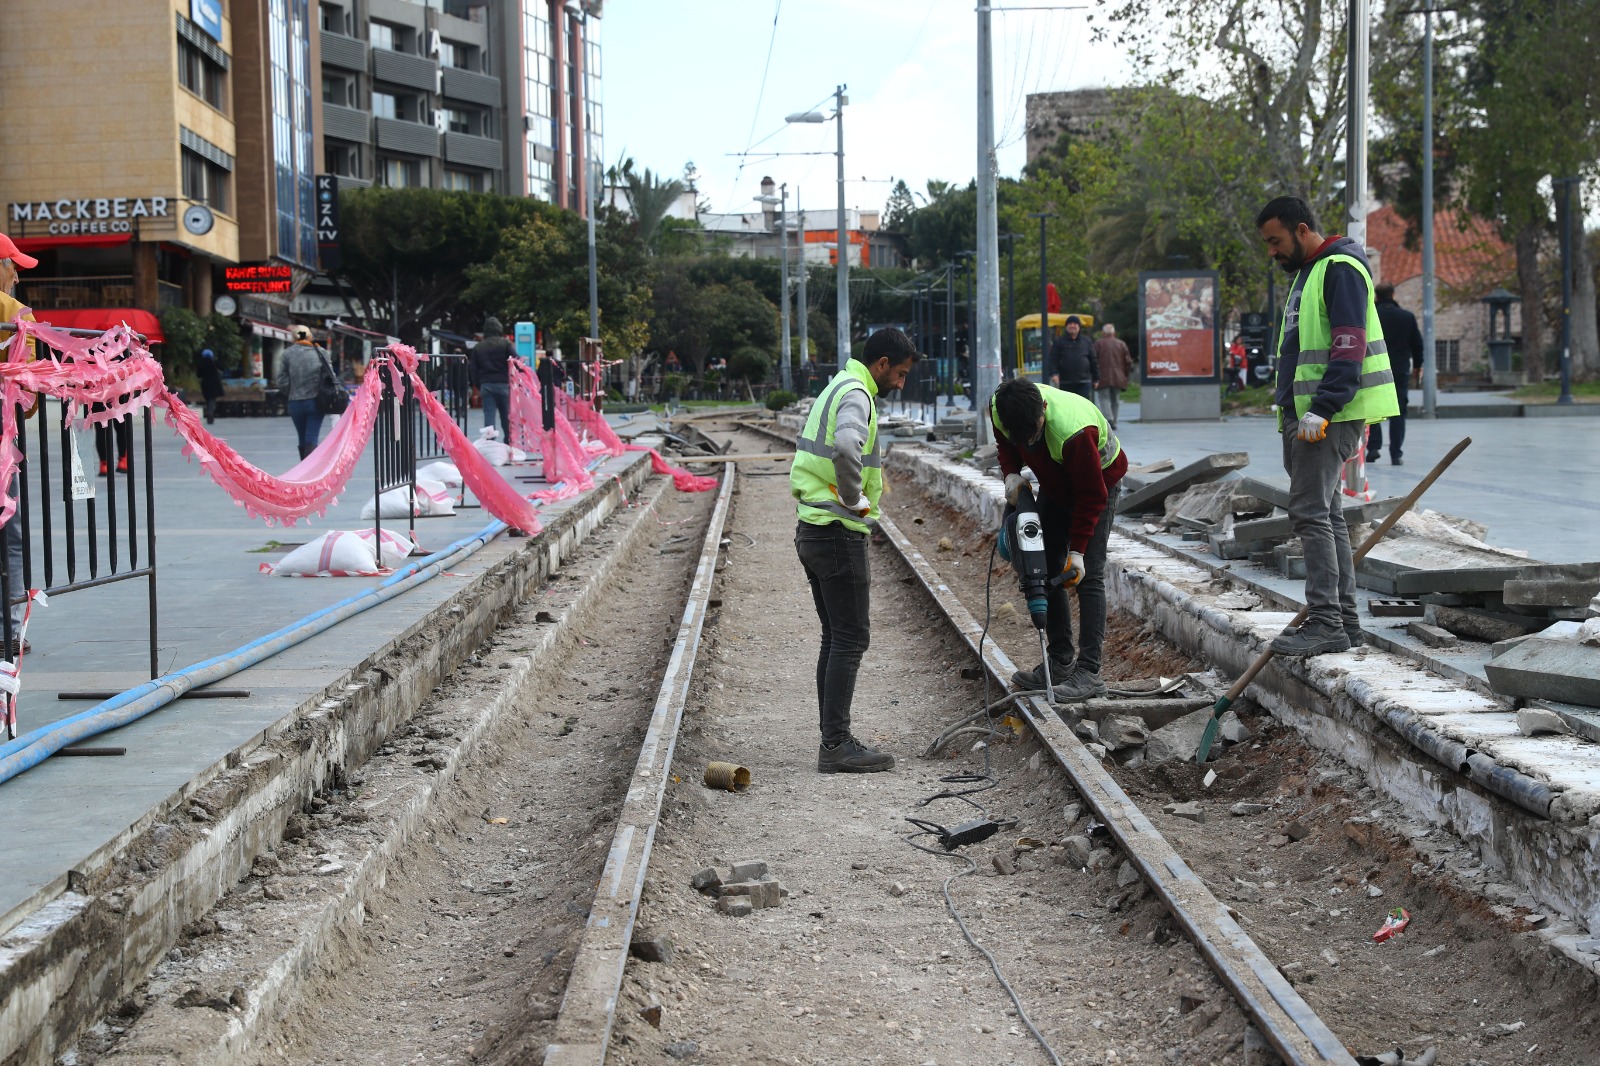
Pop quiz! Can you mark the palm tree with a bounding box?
[612,157,687,254]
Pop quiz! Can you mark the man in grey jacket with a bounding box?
[276,326,331,460]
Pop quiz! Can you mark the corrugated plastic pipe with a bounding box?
[0,520,508,784]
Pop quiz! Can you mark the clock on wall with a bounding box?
[183,204,214,236]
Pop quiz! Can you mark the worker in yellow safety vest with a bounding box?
[1256,195,1400,658]
[790,328,919,774]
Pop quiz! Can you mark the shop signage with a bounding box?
[8,197,171,236]
[314,175,341,272]
[1138,271,1221,384]
[191,0,224,42]
[225,264,294,294]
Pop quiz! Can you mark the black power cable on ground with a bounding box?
[900,533,1066,1066]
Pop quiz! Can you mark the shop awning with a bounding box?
[31,307,164,343]
[14,233,134,252]
[245,318,295,341]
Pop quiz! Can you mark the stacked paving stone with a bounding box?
[691,860,788,918]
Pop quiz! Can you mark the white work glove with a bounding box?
[1296,412,1329,443]
[841,494,870,517]
[1003,473,1027,506]
[1061,551,1086,588]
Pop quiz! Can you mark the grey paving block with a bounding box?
[1116,452,1249,515]
[1230,495,1403,544]
[1486,639,1600,708]
[1393,560,1593,597]
[1425,604,1550,643]
[1503,577,1600,610]
[1406,622,1459,648]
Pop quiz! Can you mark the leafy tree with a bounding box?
[883,179,917,233]
[157,308,206,384]
[613,157,689,254]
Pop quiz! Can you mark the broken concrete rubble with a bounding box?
[1117,452,1249,516]
[1145,708,1217,765]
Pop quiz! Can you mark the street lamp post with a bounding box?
[795,189,808,376]
[1557,176,1578,405]
[1000,232,1017,379]
[787,86,849,369]
[565,1,600,344]
[1027,212,1054,380]
[755,185,793,392]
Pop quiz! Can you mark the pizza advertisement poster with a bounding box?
[1139,271,1220,383]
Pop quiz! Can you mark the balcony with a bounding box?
[320,30,367,71]
[375,117,439,157]
[322,102,370,143]
[441,67,500,107]
[20,276,184,311]
[334,174,372,192]
[373,48,438,92]
[444,131,502,170]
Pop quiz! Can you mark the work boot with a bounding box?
[1345,624,1365,648]
[1269,622,1351,658]
[1051,663,1108,703]
[1011,656,1073,692]
[817,735,895,774]
[116,455,128,473]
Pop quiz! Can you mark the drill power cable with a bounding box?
[900,531,1065,1066]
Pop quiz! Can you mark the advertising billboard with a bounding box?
[1138,271,1220,384]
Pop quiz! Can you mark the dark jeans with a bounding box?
[1034,480,1120,672]
[287,399,325,449]
[203,396,218,423]
[479,382,512,440]
[1061,380,1093,400]
[94,417,132,465]
[1283,421,1365,629]
[1366,383,1408,461]
[795,520,871,747]
[4,474,22,629]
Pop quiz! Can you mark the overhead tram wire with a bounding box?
[721,0,785,216]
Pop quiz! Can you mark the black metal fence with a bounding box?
[0,325,158,736]
[369,354,417,550]
[412,352,468,462]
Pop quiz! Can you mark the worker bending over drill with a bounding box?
[992,378,1128,701]
[791,328,919,773]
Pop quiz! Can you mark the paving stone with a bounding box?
[1231,495,1401,544]
[1504,577,1600,609]
[720,880,782,909]
[1061,835,1093,868]
[1116,860,1140,887]
[728,859,768,882]
[1394,561,1597,597]
[1487,639,1600,708]
[1218,711,1251,744]
[716,896,753,918]
[1230,802,1270,817]
[690,867,722,895]
[1406,621,1459,648]
[629,933,674,964]
[1099,714,1151,751]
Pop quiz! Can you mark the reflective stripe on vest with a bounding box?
[791,361,882,532]
[1275,253,1401,426]
[989,384,1122,470]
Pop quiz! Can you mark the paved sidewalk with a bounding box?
[0,405,639,927]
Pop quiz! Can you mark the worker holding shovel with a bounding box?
[1256,196,1400,657]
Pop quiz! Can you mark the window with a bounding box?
[328,143,362,178]
[444,108,478,134]
[1436,338,1461,374]
[372,90,398,120]
[183,148,231,213]
[378,158,421,187]
[179,39,228,111]
[322,74,355,106]
[369,20,403,52]
[321,3,351,34]
[443,169,481,192]
[439,40,479,70]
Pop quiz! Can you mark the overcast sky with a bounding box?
[601,0,1135,218]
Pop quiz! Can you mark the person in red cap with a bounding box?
[0,233,39,656]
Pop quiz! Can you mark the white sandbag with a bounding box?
[417,461,462,488]
[474,435,513,466]
[270,531,382,577]
[354,527,415,568]
[361,485,423,520]
[414,477,457,516]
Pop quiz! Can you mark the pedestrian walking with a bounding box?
[0,236,38,653]
[1227,335,1249,393]
[1044,315,1096,398]
[276,325,330,460]
[1366,283,1424,466]
[197,347,224,425]
[790,327,919,774]
[1091,323,1134,428]
[992,379,1128,701]
[1256,195,1399,657]
[468,316,513,441]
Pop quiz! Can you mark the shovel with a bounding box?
[1195,436,1473,763]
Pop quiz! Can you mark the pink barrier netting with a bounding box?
[0,318,543,535]
[553,390,718,494]
[508,359,593,493]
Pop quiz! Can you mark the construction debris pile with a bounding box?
[1111,451,1600,714]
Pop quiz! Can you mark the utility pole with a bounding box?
[1001,232,1016,379]
[1027,211,1053,379]
[1421,0,1437,417]
[1346,0,1371,248]
[973,1,1001,442]
[835,84,850,370]
[945,262,956,405]
[796,188,808,376]
[777,184,792,392]
[1558,176,1577,405]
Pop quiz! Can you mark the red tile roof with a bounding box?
[1365,204,1514,294]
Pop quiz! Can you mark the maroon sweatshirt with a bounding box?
[997,427,1128,554]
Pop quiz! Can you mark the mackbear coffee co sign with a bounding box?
[9,197,172,236]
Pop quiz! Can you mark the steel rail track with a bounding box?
[542,467,736,1066]
[877,513,1358,1066]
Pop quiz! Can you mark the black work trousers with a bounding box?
[795,520,871,747]
[1036,482,1120,673]
[1365,382,1408,462]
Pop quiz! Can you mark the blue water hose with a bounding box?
[0,519,509,784]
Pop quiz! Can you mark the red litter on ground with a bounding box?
[1373,907,1411,943]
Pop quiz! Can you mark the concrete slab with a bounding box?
[1487,640,1600,708]
[1116,452,1248,515]
[1396,561,1599,596]
[1231,495,1402,544]
[1505,577,1600,609]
